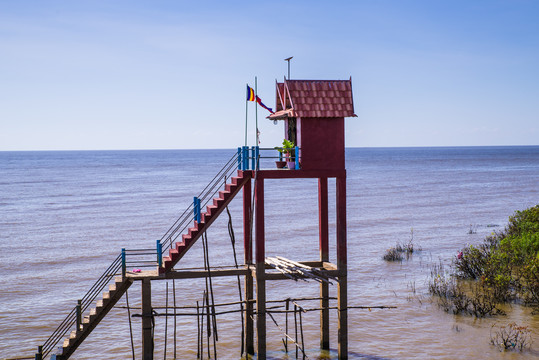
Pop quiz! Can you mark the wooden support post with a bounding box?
[336,174,348,359]
[35,346,42,360]
[318,177,330,350]
[243,173,252,264]
[141,278,153,360]
[255,176,266,359]
[76,299,82,332]
[243,176,254,356]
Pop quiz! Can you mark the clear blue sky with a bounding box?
[1,0,538,150]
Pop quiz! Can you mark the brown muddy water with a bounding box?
[1,147,538,359]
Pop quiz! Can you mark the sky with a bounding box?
[1,0,538,151]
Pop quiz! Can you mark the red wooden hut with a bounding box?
[268,78,356,170]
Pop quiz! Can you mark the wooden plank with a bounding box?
[164,268,248,280]
[255,169,345,180]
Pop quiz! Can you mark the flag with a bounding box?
[247,84,274,113]
[246,85,255,101]
[256,96,274,114]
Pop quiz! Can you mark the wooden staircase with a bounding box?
[50,277,133,360]
[43,169,252,360]
[161,171,251,272]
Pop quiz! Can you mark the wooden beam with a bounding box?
[254,169,345,180]
[164,268,248,279]
[255,176,266,359]
[336,174,348,360]
[263,270,339,281]
[319,177,330,350]
[244,172,254,356]
[255,262,266,360]
[245,267,254,356]
[243,174,252,264]
[141,278,153,360]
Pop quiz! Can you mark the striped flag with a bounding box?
[246,85,255,101]
[246,85,274,113]
[255,96,274,114]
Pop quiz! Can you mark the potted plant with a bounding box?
[274,145,287,168]
[275,139,296,169]
[281,139,296,169]
[275,139,295,169]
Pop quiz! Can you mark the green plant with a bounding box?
[431,205,539,316]
[280,139,295,159]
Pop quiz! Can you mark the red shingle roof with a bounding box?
[269,79,356,119]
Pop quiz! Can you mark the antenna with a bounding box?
[284,56,293,79]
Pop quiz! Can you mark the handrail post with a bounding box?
[193,197,201,223]
[255,146,260,170]
[237,147,242,170]
[35,346,42,360]
[243,146,249,170]
[295,146,300,170]
[76,299,82,331]
[193,196,197,222]
[251,146,255,170]
[279,148,283,162]
[156,240,163,268]
[121,248,126,279]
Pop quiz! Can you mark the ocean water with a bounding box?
[1,146,538,359]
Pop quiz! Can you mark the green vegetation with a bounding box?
[275,139,295,157]
[429,205,539,317]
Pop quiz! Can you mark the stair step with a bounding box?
[188,227,199,237]
[69,330,77,339]
[181,234,192,243]
[201,212,210,223]
[219,190,231,200]
[231,176,241,185]
[213,197,225,207]
[225,183,238,192]
[206,205,218,216]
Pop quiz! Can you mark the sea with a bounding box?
[1,146,538,360]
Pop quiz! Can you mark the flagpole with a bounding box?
[245,83,248,146]
[255,76,258,145]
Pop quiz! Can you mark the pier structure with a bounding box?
[35,78,356,360]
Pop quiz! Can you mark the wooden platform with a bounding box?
[125,261,339,281]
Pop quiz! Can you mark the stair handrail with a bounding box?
[197,151,242,216]
[39,253,122,359]
[159,150,241,254]
[38,149,261,359]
